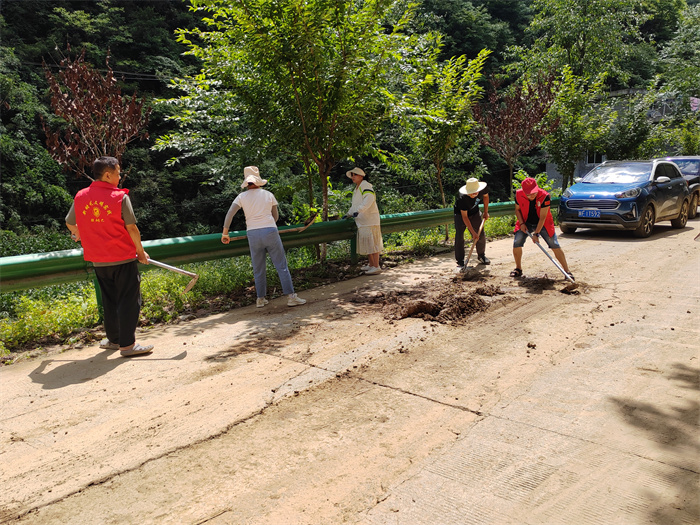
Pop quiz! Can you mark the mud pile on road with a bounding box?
[352,280,506,324]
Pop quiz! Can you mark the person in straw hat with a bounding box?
[221,166,306,308]
[345,167,383,275]
[454,176,490,269]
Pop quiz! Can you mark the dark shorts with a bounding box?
[513,229,561,249]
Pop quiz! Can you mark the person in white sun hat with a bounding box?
[345,167,383,275]
[221,166,306,308]
[454,177,490,269]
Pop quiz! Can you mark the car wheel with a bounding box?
[688,193,699,220]
[633,205,655,238]
[559,223,577,234]
[671,199,689,228]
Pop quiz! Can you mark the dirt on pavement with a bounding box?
[1,223,698,525]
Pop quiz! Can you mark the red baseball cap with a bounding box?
[521,177,539,194]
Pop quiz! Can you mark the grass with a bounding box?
[0,219,518,358]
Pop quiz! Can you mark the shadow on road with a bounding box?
[30,350,188,389]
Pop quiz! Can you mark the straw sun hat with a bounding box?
[459,177,487,195]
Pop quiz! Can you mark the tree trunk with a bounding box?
[302,156,321,261]
[560,164,576,190]
[318,164,330,262]
[435,165,450,243]
[508,162,515,200]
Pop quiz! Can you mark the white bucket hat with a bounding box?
[346,167,366,179]
[241,166,268,188]
[459,177,487,195]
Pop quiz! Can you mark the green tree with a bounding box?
[541,68,615,189]
[510,0,649,86]
[658,4,700,108]
[405,49,491,209]
[0,44,72,231]
[160,0,431,227]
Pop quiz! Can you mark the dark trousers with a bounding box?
[454,212,485,265]
[95,261,142,348]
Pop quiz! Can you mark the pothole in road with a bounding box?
[351,280,508,324]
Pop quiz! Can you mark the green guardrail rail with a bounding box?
[0,200,531,294]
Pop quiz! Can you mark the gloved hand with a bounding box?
[344,212,359,219]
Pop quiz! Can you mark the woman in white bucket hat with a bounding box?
[346,167,383,275]
[221,166,306,308]
[454,177,490,269]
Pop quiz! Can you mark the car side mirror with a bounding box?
[655,176,671,184]
[574,177,582,183]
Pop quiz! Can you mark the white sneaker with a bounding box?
[287,293,306,307]
[364,266,382,275]
[256,297,268,308]
[360,265,372,271]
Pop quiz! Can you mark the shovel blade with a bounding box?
[183,275,199,294]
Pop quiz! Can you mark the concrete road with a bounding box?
[1,221,698,525]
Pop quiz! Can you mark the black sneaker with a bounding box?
[477,255,491,265]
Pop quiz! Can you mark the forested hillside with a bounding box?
[2,0,698,252]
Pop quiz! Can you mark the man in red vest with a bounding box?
[66,157,153,357]
[511,177,573,280]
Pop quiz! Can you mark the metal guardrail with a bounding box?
[0,201,524,293]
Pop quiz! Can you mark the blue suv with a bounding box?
[558,160,690,238]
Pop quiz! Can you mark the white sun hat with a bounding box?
[241,166,268,188]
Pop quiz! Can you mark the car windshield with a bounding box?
[671,159,699,176]
[582,164,651,184]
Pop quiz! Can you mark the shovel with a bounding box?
[461,218,485,279]
[147,259,199,293]
[526,232,578,291]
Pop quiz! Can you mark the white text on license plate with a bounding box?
[578,210,601,218]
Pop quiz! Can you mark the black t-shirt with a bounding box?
[525,192,551,229]
[454,188,488,217]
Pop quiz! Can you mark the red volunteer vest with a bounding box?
[514,187,556,236]
[74,181,136,263]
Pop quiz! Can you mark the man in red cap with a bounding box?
[511,177,573,279]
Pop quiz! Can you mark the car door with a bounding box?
[653,163,684,218]
[653,163,675,216]
[666,164,688,217]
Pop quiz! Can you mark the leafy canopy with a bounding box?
[404,49,491,207]
[509,0,650,85]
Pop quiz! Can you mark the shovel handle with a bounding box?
[147,258,198,279]
[526,232,575,283]
[464,218,485,267]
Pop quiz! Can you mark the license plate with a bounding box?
[578,210,601,218]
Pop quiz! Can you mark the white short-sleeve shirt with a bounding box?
[233,188,279,230]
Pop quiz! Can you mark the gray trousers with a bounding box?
[247,227,294,298]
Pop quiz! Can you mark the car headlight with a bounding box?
[563,188,573,197]
[615,187,641,198]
